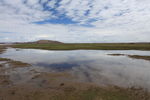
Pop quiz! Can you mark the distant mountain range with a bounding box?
[0,40,150,44]
[14,40,63,44]
[33,40,62,44]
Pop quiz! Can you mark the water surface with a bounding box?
[1,48,150,89]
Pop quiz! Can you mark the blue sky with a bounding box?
[0,0,150,43]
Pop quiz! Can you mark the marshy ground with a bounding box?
[0,44,150,100]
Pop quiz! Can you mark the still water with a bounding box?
[1,48,150,89]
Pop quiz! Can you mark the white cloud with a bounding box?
[0,0,150,42]
[47,0,57,8]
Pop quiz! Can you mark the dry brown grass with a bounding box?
[128,55,150,61]
[8,60,31,67]
[0,46,6,54]
[108,54,150,61]
[0,83,149,100]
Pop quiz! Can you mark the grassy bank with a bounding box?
[108,54,150,61]
[12,43,150,50]
[128,55,150,61]
[0,45,6,54]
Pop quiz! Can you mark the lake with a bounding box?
[1,48,150,90]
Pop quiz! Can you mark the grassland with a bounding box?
[12,43,150,50]
[1,44,150,100]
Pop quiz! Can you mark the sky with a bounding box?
[0,0,150,43]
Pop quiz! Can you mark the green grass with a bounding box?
[0,58,11,61]
[12,43,150,50]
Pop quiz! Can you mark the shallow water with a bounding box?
[1,48,150,89]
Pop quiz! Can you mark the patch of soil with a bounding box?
[0,75,12,86]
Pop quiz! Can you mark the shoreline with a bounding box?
[0,45,150,100]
